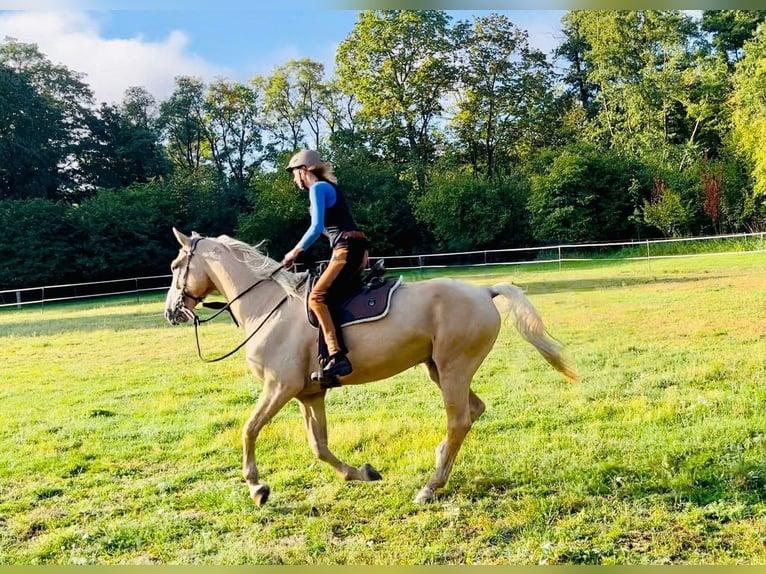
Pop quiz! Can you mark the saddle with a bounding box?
[305,259,402,328]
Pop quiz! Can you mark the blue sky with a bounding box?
[0,9,567,104]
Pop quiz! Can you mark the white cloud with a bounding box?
[0,11,228,105]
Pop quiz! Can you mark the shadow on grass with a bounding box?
[515,274,724,295]
[0,308,174,337]
[579,457,766,510]
[402,266,723,294]
[460,454,766,513]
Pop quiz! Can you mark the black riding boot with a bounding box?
[321,353,352,378]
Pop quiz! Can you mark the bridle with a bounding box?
[174,236,288,363]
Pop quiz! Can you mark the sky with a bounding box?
[0,9,568,106]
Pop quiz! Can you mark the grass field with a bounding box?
[1,253,765,565]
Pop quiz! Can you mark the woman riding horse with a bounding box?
[281,149,369,380]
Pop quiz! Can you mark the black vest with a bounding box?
[323,183,357,247]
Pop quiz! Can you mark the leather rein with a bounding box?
[178,237,288,363]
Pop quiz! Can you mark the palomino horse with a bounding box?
[164,229,577,505]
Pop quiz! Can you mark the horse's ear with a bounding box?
[191,230,201,239]
[173,227,190,248]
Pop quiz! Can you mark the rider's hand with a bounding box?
[281,247,302,268]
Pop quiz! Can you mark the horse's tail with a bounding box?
[489,283,579,382]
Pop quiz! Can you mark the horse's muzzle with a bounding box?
[165,299,196,325]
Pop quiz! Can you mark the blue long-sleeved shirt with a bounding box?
[296,181,337,251]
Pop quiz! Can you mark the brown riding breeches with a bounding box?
[308,238,369,358]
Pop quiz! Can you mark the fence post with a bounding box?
[16,291,21,309]
[557,246,562,271]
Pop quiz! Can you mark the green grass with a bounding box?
[1,253,765,564]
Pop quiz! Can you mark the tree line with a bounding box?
[2,10,766,289]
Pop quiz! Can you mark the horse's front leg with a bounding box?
[298,391,383,482]
[242,380,297,505]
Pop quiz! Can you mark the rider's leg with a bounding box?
[309,248,348,361]
[309,241,368,378]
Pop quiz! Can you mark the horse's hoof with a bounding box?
[362,463,382,481]
[414,486,435,504]
[249,483,270,505]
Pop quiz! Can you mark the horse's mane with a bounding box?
[215,235,305,299]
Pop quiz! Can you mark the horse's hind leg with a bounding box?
[425,360,485,423]
[469,391,486,422]
[298,392,382,482]
[415,371,473,504]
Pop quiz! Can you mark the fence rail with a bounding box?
[0,275,171,309]
[1,232,764,309]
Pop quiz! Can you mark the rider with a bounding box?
[281,149,369,379]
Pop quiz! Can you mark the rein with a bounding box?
[179,236,288,363]
[193,289,288,363]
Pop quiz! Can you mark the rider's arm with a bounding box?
[296,182,335,251]
[282,182,335,267]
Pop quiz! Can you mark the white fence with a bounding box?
[1,232,764,309]
[378,231,766,270]
[0,275,171,309]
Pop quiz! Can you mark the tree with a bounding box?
[118,86,170,181]
[204,78,265,188]
[729,25,766,217]
[528,144,651,243]
[122,86,158,129]
[318,79,360,137]
[701,161,724,233]
[78,101,170,191]
[702,10,766,66]
[336,10,457,193]
[0,62,64,200]
[70,187,171,279]
[237,163,308,258]
[414,170,531,250]
[159,75,207,172]
[261,63,308,152]
[0,199,77,288]
[642,177,693,237]
[556,12,598,115]
[568,11,700,159]
[290,59,329,150]
[451,13,556,179]
[0,38,96,200]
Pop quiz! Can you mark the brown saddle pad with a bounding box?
[338,276,402,326]
[306,276,403,328]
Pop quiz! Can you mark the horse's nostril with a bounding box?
[164,308,183,325]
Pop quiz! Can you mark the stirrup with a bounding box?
[311,356,344,388]
[310,371,342,388]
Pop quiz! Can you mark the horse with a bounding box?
[163,228,578,505]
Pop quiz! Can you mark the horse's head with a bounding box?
[164,228,218,325]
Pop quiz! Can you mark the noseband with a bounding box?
[174,236,207,311]
[175,237,288,362]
